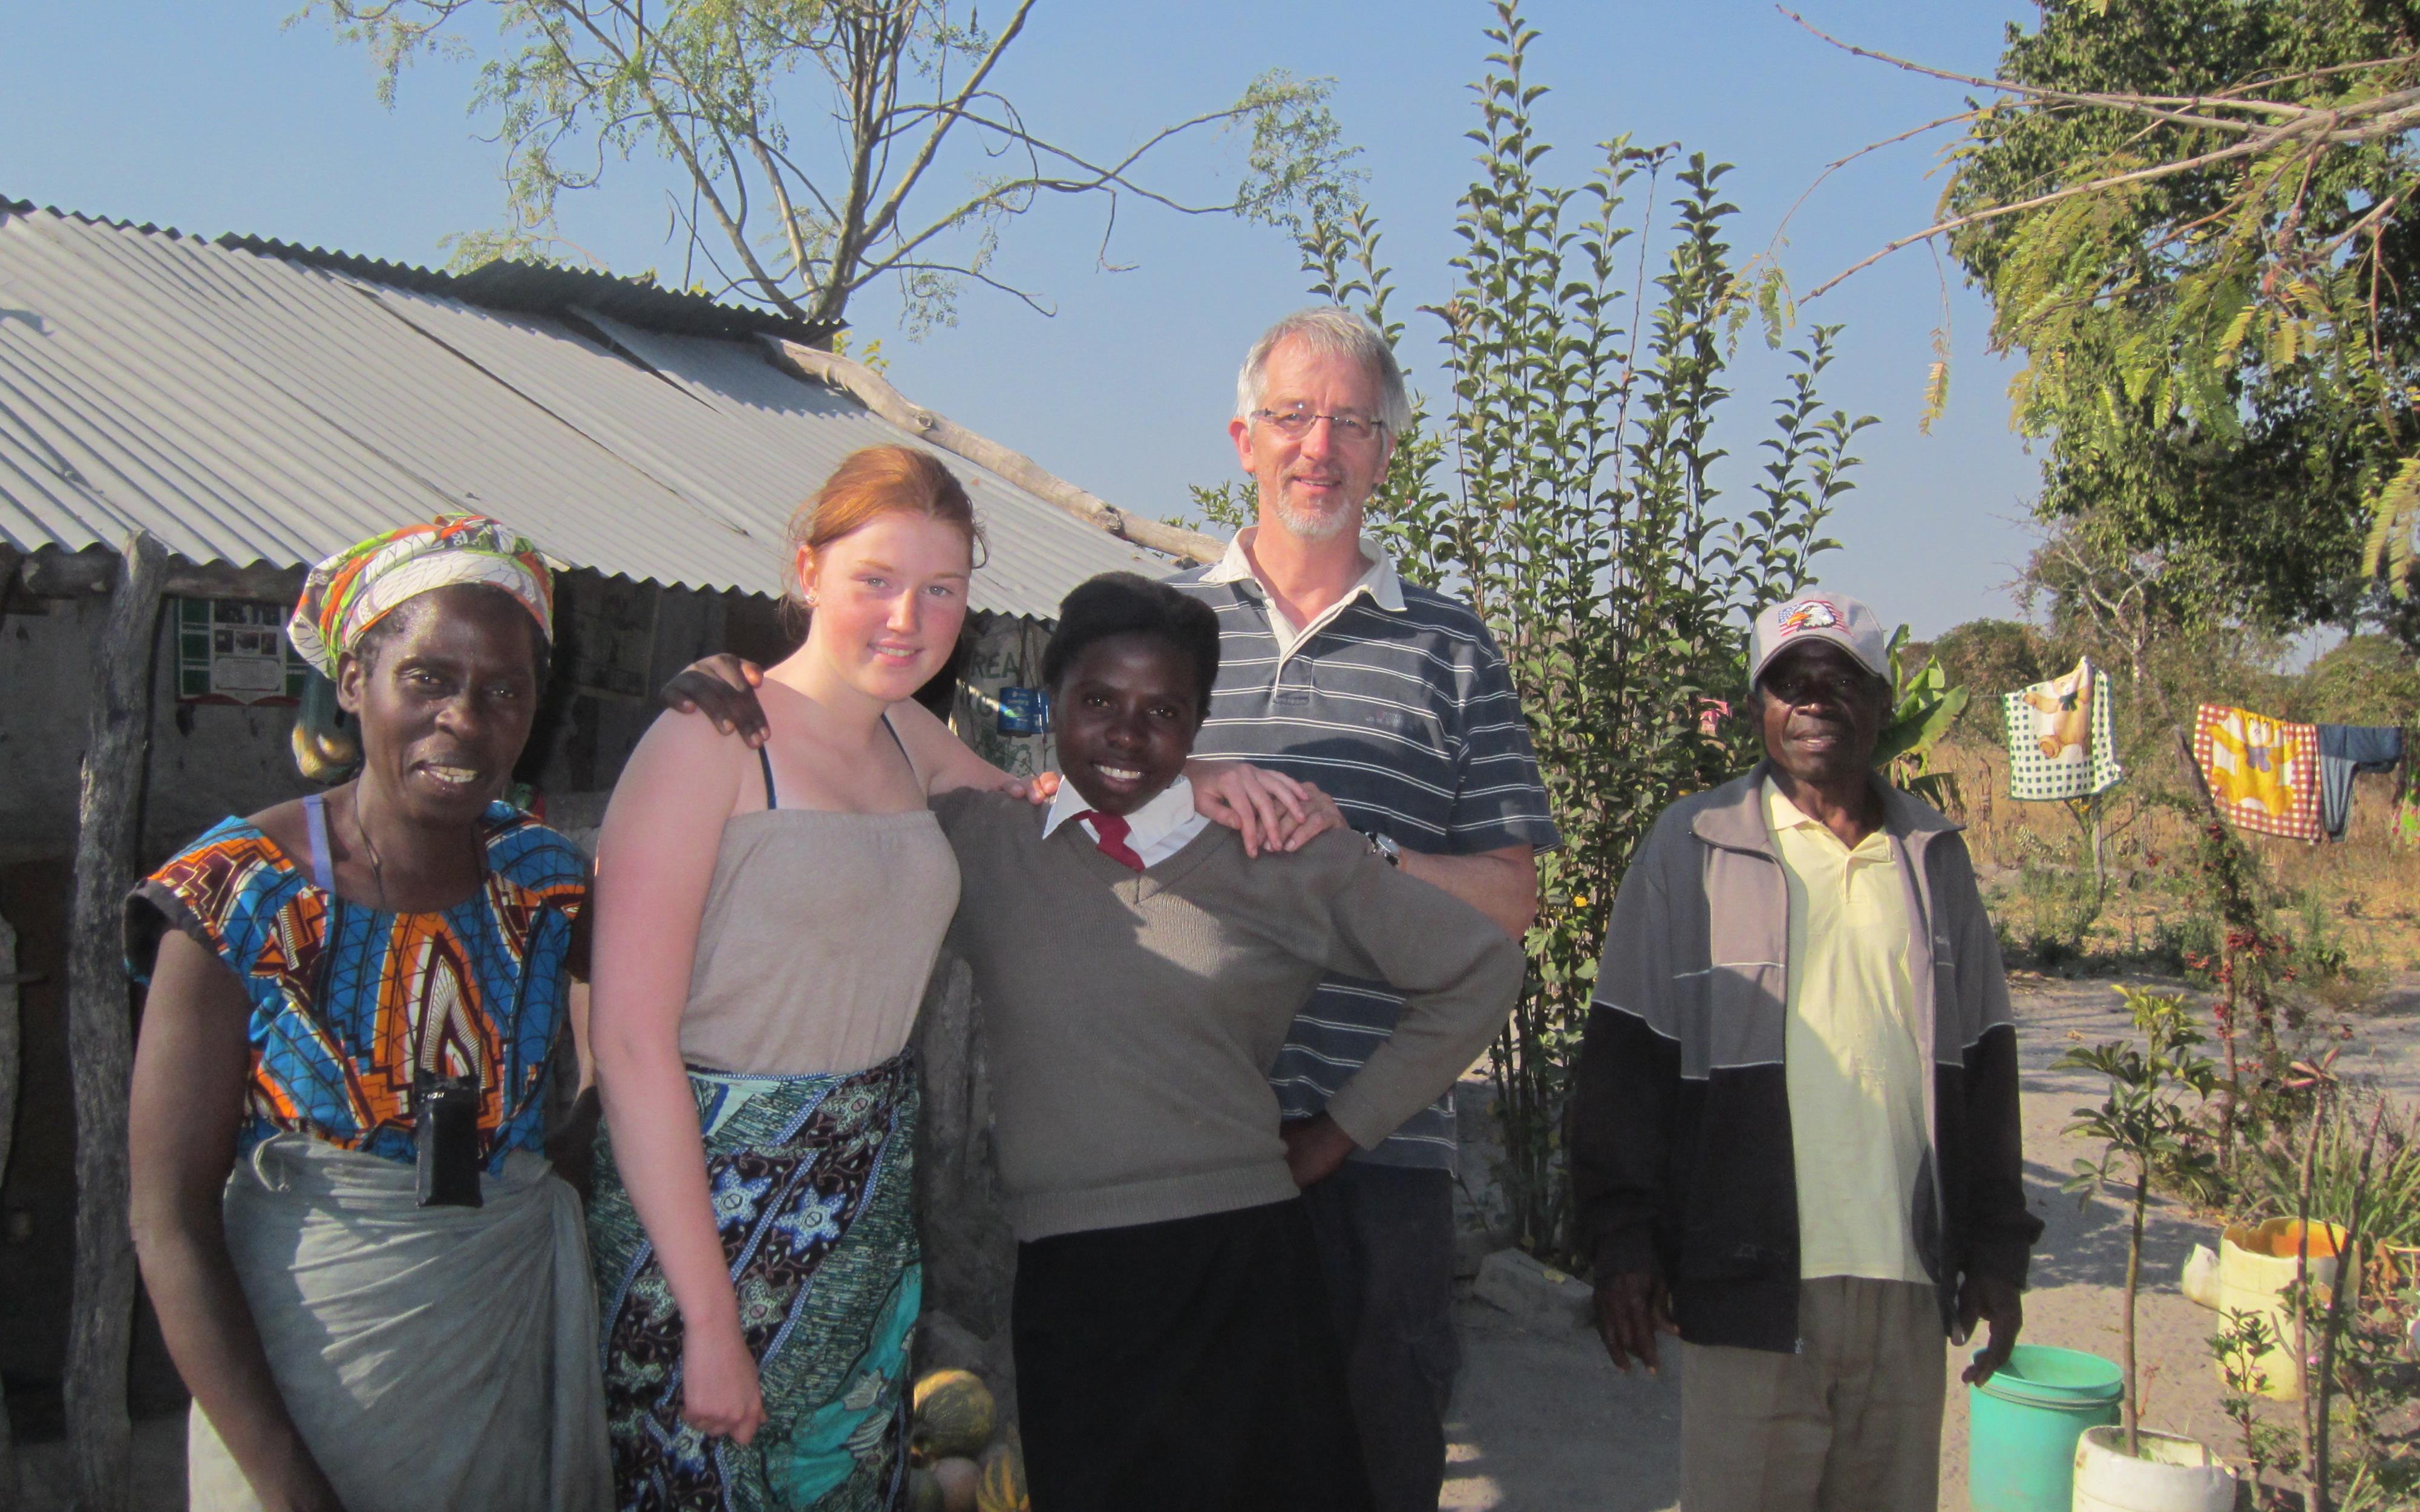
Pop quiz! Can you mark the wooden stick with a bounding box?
[760,337,1226,566]
[2176,727,2220,816]
[13,548,306,604]
[64,529,166,1512]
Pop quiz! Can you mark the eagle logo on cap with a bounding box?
[1776,599,1841,635]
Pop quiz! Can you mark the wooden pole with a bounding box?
[761,337,1227,566]
[0,913,18,1505]
[64,529,166,1512]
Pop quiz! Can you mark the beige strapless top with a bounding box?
[680,807,960,1076]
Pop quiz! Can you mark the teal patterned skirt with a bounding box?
[590,1054,920,1512]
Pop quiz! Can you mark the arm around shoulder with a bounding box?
[1314,845,1526,1150]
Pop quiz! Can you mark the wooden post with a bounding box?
[760,336,1226,565]
[908,954,1015,1341]
[0,913,19,1504]
[64,529,166,1512]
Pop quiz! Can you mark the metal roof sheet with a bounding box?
[218,232,842,347]
[0,205,1159,617]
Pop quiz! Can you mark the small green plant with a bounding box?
[2000,827,2107,966]
[2286,886,2355,986]
[2058,985,2220,1457]
[2242,1096,2420,1251]
[2212,1306,2294,1501]
[2270,1055,2411,1512]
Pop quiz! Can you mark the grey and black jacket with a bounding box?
[1569,765,2042,1353]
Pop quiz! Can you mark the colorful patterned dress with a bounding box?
[589,1057,922,1512]
[586,745,956,1512]
[126,800,611,1512]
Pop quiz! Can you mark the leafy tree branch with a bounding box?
[302,0,1359,331]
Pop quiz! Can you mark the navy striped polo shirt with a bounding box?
[1168,533,1560,1168]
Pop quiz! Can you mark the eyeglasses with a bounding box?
[1250,406,1389,443]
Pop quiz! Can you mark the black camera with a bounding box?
[413,1073,485,1208]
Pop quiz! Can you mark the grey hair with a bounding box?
[1234,307,1411,434]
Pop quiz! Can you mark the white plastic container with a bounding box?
[2071,1426,2237,1512]
[2180,1243,2220,1309]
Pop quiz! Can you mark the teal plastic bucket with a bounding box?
[1967,1344,2123,1512]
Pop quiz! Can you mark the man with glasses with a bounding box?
[1569,593,2039,1512]
[662,307,1553,1509]
[1171,307,1558,1512]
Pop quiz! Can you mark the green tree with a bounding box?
[2304,631,2420,723]
[306,0,1355,331]
[1931,1,2420,645]
[1240,1,1870,1256]
[1931,618,2044,739]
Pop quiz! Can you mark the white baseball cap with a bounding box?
[1749,592,1890,685]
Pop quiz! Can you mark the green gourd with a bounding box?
[909,1369,996,1462]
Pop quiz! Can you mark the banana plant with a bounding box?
[1873,625,1969,811]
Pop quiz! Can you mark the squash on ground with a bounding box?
[904,1467,947,1512]
[910,1369,997,1462]
[930,1456,981,1512]
[976,1441,1028,1512]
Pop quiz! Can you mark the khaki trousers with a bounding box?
[1679,1277,1945,1512]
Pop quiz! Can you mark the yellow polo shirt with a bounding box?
[1765,780,1931,1283]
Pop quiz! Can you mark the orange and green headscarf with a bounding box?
[287,515,554,678]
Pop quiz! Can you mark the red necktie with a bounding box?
[1077,809,1145,872]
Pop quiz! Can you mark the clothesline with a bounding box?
[1983,656,2412,845]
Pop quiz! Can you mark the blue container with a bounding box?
[1967,1344,2123,1512]
[996,686,1050,735]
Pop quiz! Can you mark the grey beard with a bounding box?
[1268,495,1357,543]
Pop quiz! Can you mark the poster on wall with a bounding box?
[953,614,1054,778]
[174,598,308,706]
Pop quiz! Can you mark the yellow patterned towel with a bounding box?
[2002,657,2124,801]
[2193,704,2321,842]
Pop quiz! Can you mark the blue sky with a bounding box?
[4,1,2050,637]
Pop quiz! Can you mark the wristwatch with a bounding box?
[1364,830,1403,868]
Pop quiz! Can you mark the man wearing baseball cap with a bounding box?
[1568,591,2040,1512]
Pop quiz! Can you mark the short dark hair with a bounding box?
[1042,573,1221,709]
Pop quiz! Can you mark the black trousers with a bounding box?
[1300,1163,1460,1512]
[1012,1199,1373,1512]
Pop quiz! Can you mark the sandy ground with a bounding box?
[1438,974,2420,1511]
[17,976,2417,1510]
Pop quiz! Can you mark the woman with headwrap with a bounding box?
[125,516,612,1512]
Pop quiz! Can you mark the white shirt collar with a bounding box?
[1201,526,1406,614]
[1043,774,1205,866]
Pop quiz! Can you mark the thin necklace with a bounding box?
[350,792,393,910]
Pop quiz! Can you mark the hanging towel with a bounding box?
[2194,705,2323,842]
[2002,657,2124,801]
[2315,724,2404,840]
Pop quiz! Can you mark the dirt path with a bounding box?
[1441,976,2420,1510]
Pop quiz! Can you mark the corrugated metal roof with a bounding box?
[0,204,1160,617]
[218,232,841,347]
